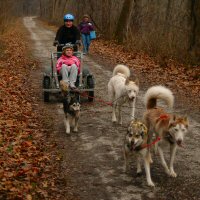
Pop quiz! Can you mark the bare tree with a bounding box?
[115,0,134,43]
[37,0,200,63]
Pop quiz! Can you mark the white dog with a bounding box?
[108,64,139,124]
[143,85,189,177]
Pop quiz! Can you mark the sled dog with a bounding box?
[124,120,155,187]
[143,85,189,177]
[63,96,80,134]
[108,64,139,124]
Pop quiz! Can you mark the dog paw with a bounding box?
[73,129,78,133]
[123,167,128,173]
[165,169,171,176]
[136,168,142,174]
[147,181,155,187]
[112,119,117,123]
[169,171,177,177]
[136,172,142,176]
[66,130,70,134]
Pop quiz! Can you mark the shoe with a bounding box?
[69,83,76,90]
[60,80,69,92]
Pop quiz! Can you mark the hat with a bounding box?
[83,14,90,19]
[62,43,73,51]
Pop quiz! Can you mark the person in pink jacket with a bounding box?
[56,44,80,89]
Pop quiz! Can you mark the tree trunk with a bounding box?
[190,0,200,61]
[115,0,134,43]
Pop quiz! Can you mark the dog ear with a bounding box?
[127,126,131,133]
[68,96,72,103]
[168,114,176,127]
[183,116,189,128]
[170,114,176,122]
[141,131,145,138]
[134,78,139,86]
[125,78,129,85]
[183,116,188,122]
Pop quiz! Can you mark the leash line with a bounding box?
[75,89,142,109]
[70,89,141,118]
[141,137,161,149]
[75,89,126,107]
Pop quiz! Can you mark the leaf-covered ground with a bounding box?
[0,18,199,199]
[90,39,200,110]
[0,21,77,200]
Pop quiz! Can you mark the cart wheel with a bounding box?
[43,77,50,102]
[87,76,94,102]
[88,91,94,102]
[82,68,90,77]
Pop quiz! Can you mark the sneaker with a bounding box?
[60,80,69,92]
[69,83,76,90]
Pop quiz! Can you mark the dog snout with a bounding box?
[131,140,135,145]
[176,139,183,146]
[130,140,136,147]
[129,96,135,101]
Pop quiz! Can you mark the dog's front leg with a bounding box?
[169,144,177,177]
[123,147,129,172]
[64,118,70,134]
[136,156,142,174]
[118,105,122,125]
[112,103,117,123]
[73,117,79,132]
[158,146,170,175]
[129,100,135,120]
[143,155,155,187]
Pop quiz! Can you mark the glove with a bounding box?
[75,40,81,46]
[53,40,59,46]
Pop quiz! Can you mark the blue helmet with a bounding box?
[64,14,74,21]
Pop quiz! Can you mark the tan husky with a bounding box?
[124,120,155,187]
[143,85,189,177]
[108,64,139,124]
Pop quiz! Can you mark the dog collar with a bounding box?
[134,145,143,151]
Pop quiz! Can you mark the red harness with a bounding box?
[159,114,169,120]
[139,137,161,150]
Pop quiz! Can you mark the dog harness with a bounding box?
[131,137,161,151]
[128,120,161,151]
[156,115,177,144]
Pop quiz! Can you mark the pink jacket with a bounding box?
[56,55,81,74]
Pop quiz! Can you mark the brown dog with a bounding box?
[143,85,189,177]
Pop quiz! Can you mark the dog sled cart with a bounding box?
[42,44,95,102]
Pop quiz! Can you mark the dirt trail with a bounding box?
[23,16,200,200]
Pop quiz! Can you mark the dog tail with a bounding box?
[112,64,130,78]
[144,85,174,109]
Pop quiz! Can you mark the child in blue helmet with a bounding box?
[53,14,81,53]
